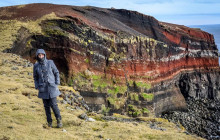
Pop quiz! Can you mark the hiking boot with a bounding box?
[48,122,52,128]
[57,118,63,128]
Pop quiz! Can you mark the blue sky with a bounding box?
[0,0,220,25]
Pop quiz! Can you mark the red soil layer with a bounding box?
[105,57,219,83]
[161,22,215,46]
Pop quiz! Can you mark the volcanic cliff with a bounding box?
[0,3,220,139]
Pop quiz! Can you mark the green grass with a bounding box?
[84,58,89,63]
[129,93,139,101]
[128,80,134,86]
[127,104,142,117]
[91,75,102,80]
[91,75,108,91]
[101,105,110,114]
[141,93,154,101]
[107,97,126,110]
[93,79,107,89]
[107,97,118,109]
[136,81,151,89]
[142,108,150,114]
[108,85,127,95]
[43,27,67,36]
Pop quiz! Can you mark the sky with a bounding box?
[0,0,220,25]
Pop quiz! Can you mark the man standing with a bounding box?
[33,49,62,128]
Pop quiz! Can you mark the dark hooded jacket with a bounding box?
[33,49,61,99]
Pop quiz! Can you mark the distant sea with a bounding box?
[189,24,220,65]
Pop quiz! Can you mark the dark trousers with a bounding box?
[42,97,61,123]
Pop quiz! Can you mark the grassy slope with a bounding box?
[0,12,61,52]
[0,52,203,140]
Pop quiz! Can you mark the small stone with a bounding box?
[149,123,166,131]
[66,107,71,110]
[11,67,19,70]
[27,63,33,67]
[62,100,67,104]
[133,122,138,126]
[3,60,8,64]
[87,117,96,122]
[85,69,93,76]
[83,104,90,111]
[79,113,88,120]
[97,135,104,138]
[77,96,83,101]
[184,131,190,135]
[75,106,81,110]
[7,126,14,129]
[62,129,67,132]
[66,99,71,104]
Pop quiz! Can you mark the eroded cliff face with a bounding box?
[0,3,219,119]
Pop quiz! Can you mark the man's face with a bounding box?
[38,53,44,59]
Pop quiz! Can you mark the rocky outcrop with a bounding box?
[0,4,220,138]
[161,69,220,139]
[179,70,220,99]
[162,98,220,139]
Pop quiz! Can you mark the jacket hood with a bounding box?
[36,49,47,63]
[36,49,46,57]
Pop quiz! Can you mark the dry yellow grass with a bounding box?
[0,53,204,139]
[0,12,63,52]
